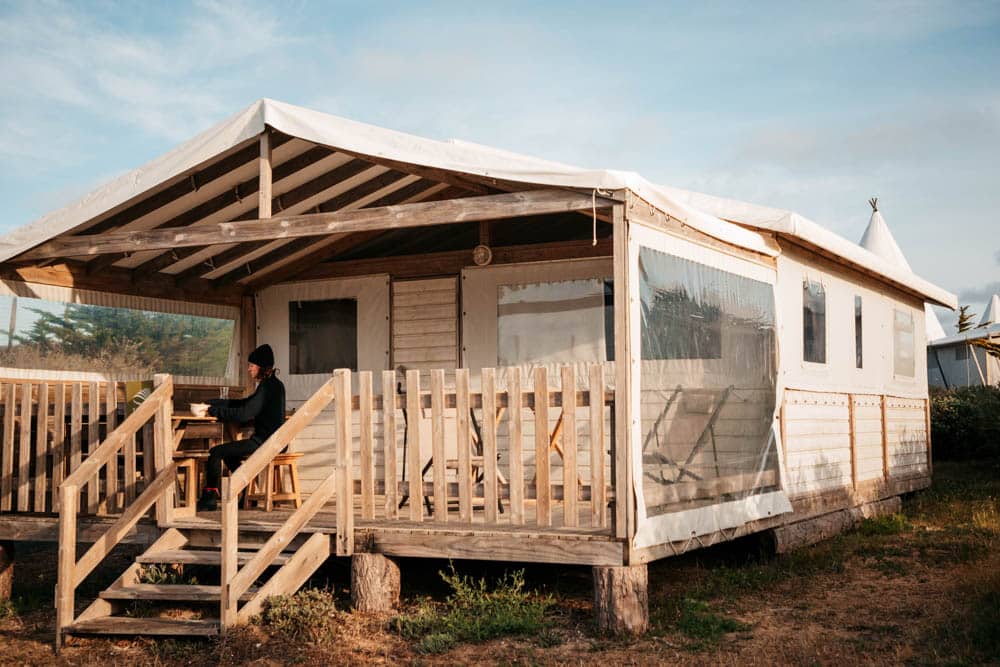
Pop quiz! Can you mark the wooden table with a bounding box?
[171,413,225,518]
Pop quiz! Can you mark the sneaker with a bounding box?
[196,488,220,512]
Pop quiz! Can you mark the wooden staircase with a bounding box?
[62,525,331,638]
[56,373,347,646]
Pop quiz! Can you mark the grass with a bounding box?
[392,564,553,654]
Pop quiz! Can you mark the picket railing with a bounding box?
[54,374,175,645]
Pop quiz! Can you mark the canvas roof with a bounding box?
[0,98,957,308]
[979,294,1000,327]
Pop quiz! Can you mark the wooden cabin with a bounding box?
[0,99,956,643]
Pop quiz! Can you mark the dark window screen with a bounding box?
[288,299,357,373]
[803,280,826,364]
[855,295,863,369]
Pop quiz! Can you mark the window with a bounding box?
[854,296,863,369]
[289,299,357,373]
[803,280,826,364]
[955,344,968,361]
[0,295,235,377]
[893,309,915,377]
[497,279,613,365]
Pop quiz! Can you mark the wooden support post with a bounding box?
[455,368,472,523]
[589,364,607,528]
[0,541,13,601]
[924,397,933,477]
[405,370,422,523]
[1,383,14,511]
[334,370,354,556]
[382,370,398,520]
[593,564,648,636]
[848,393,858,490]
[482,368,498,524]
[562,366,578,528]
[258,130,273,219]
[34,382,49,512]
[359,372,375,520]
[880,395,890,481]
[351,553,401,613]
[611,202,633,546]
[219,477,238,628]
[105,382,118,513]
[430,369,447,520]
[55,484,77,648]
[508,367,524,525]
[86,382,99,514]
[17,381,32,511]
[533,367,551,527]
[152,374,174,525]
[52,383,67,512]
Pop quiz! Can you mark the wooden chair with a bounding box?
[243,452,303,511]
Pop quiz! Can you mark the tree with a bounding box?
[957,305,977,333]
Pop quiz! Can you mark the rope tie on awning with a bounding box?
[591,189,613,246]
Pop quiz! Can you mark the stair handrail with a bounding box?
[55,373,176,648]
[219,371,349,627]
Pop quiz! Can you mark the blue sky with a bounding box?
[1,0,997,329]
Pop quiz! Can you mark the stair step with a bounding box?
[136,549,291,566]
[67,616,219,637]
[99,584,257,602]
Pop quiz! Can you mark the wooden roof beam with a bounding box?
[19,190,615,261]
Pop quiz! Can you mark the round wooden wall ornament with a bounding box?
[472,244,493,266]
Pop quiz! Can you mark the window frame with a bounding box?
[802,279,827,365]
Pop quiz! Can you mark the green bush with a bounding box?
[930,386,1000,460]
[392,564,552,653]
[259,588,339,643]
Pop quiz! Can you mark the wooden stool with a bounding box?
[244,453,303,511]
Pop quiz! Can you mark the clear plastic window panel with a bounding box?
[803,280,826,363]
[497,278,613,365]
[638,247,779,517]
[0,295,235,377]
[893,309,915,377]
[855,295,863,369]
[288,298,358,373]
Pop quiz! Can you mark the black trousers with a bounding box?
[205,438,261,490]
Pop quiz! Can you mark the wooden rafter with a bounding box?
[182,169,416,284]
[208,177,450,287]
[84,142,338,274]
[19,190,615,261]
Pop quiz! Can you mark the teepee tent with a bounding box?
[858,198,946,342]
[979,294,1000,327]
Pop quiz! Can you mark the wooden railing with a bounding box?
[55,374,175,646]
[218,372,345,626]
[347,364,614,530]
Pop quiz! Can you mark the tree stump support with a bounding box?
[593,563,648,635]
[351,553,400,612]
[0,541,13,601]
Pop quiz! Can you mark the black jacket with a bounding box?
[208,374,286,445]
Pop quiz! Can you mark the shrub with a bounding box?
[930,386,1000,460]
[259,588,339,643]
[392,564,552,653]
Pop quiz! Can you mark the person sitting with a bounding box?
[196,343,286,512]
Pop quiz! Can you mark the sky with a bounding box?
[0,0,997,331]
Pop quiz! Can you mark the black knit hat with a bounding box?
[248,343,274,368]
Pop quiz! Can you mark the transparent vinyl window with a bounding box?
[893,309,915,377]
[854,296,863,369]
[0,295,235,377]
[497,278,613,365]
[638,247,779,518]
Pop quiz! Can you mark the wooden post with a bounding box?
[482,368,499,524]
[611,202,633,545]
[880,395,890,481]
[1,383,14,511]
[334,370,354,556]
[455,368,472,523]
[86,382,99,514]
[219,477,238,628]
[589,364,607,529]
[52,384,67,513]
[508,367,524,525]
[561,366,578,528]
[258,130,272,219]
[105,382,118,513]
[381,370,398,520]
[152,374,174,525]
[0,541,13,601]
[593,564,648,636]
[430,369,447,520]
[359,371,375,520]
[405,370,422,523]
[924,397,933,477]
[848,393,858,490]
[17,381,32,511]
[533,367,551,527]
[55,484,78,648]
[34,382,49,512]
[351,553,400,612]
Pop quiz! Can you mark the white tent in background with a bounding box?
[858,198,946,341]
[979,294,1000,327]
